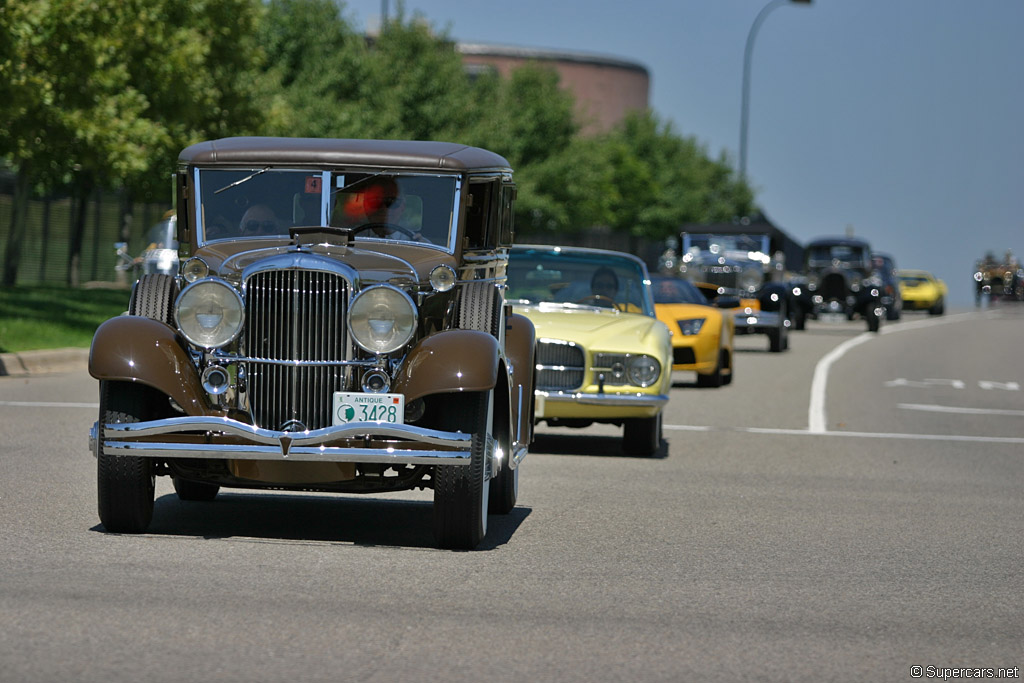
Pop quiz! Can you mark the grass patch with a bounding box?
[0,285,131,352]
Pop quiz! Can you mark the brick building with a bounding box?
[457,42,650,135]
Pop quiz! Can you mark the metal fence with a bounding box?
[0,175,171,287]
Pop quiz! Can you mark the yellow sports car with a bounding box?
[898,269,947,315]
[651,275,735,387]
[507,246,673,456]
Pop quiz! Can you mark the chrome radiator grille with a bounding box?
[243,270,350,431]
[696,266,739,290]
[535,340,585,391]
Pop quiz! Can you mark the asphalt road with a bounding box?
[1,306,1022,682]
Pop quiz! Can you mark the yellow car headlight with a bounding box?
[348,285,417,354]
[175,278,244,349]
[626,354,661,387]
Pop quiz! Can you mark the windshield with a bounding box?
[684,234,770,260]
[194,168,459,248]
[899,275,930,286]
[650,276,709,305]
[143,218,177,250]
[807,244,869,267]
[507,248,655,316]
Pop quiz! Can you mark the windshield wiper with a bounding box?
[214,167,270,194]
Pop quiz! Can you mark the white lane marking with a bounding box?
[665,423,1024,444]
[898,403,1024,417]
[0,401,98,408]
[808,312,980,434]
[808,333,873,433]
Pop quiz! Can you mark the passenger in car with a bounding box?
[239,204,283,236]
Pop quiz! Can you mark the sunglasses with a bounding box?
[244,220,277,232]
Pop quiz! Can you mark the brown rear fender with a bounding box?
[393,329,499,401]
[505,313,536,443]
[89,316,209,415]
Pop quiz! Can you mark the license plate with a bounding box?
[332,392,405,425]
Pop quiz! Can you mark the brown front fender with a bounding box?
[393,329,499,401]
[89,316,209,415]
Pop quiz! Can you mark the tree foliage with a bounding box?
[1,0,757,284]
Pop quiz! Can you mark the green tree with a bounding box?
[257,0,368,138]
[0,0,268,285]
[600,110,755,242]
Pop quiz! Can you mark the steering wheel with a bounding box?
[350,222,418,240]
[574,294,618,308]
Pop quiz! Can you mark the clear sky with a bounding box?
[341,0,1023,307]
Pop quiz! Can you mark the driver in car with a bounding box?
[339,177,427,242]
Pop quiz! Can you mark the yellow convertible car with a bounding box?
[507,246,672,456]
[898,269,947,315]
[651,275,734,387]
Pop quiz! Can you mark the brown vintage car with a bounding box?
[88,137,536,549]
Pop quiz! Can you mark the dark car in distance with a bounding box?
[804,237,884,332]
[872,252,902,321]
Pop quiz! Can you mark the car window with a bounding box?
[651,277,706,305]
[194,169,457,249]
[328,173,457,247]
[196,168,325,241]
[507,249,654,316]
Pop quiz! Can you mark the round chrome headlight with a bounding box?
[738,267,763,293]
[348,285,417,354]
[429,265,456,292]
[181,257,210,283]
[626,354,661,388]
[175,278,244,349]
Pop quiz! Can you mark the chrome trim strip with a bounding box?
[536,390,669,408]
[210,355,377,368]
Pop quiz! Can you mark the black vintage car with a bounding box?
[675,232,793,352]
[804,237,884,332]
[871,252,903,321]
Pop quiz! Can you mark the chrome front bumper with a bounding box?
[733,309,783,333]
[536,390,669,408]
[89,416,474,466]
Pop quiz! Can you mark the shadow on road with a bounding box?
[91,493,531,551]
[531,431,669,460]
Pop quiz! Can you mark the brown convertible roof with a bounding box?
[179,137,512,172]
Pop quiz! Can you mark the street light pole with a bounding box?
[739,0,811,183]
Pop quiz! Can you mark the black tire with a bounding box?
[722,350,734,385]
[172,476,220,502]
[97,380,160,533]
[929,299,945,316]
[768,303,788,352]
[433,391,491,549]
[623,412,662,457]
[866,307,881,332]
[793,308,806,331]
[130,273,177,322]
[885,305,901,321]
[459,281,501,337]
[696,350,723,388]
[488,459,519,515]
